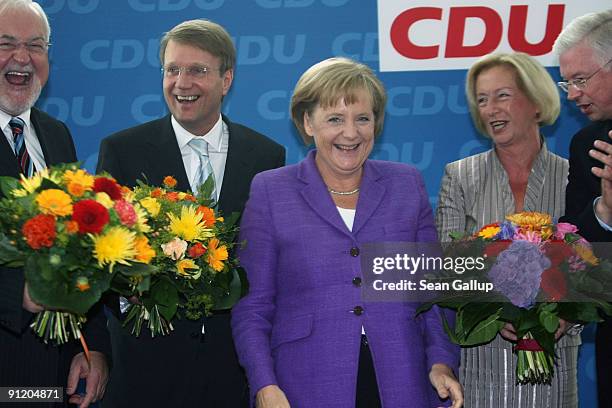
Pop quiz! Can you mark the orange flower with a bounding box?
[67,182,87,197]
[64,220,79,234]
[23,214,57,249]
[151,188,164,198]
[197,206,216,227]
[134,236,156,264]
[163,176,177,188]
[36,189,73,217]
[206,238,228,272]
[76,277,90,292]
[164,192,179,202]
[182,193,197,202]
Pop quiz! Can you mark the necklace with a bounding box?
[327,186,360,195]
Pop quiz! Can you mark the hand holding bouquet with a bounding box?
[0,165,154,344]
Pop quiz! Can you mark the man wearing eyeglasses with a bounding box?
[554,9,612,408]
[96,19,285,408]
[0,1,110,407]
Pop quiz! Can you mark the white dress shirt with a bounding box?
[171,114,229,201]
[1,109,47,172]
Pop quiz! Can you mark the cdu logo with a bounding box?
[255,0,349,8]
[127,0,225,12]
[235,35,306,65]
[38,96,106,127]
[41,0,99,14]
[80,39,160,70]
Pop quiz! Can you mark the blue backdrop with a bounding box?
[36,1,597,406]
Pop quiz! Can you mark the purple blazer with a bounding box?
[232,150,459,408]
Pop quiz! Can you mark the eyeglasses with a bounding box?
[0,40,50,55]
[557,58,612,93]
[161,65,217,79]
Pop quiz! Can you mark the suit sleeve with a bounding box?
[0,266,28,334]
[435,163,466,242]
[561,135,612,242]
[414,171,460,373]
[231,174,279,399]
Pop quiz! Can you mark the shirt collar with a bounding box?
[0,108,32,132]
[172,115,223,152]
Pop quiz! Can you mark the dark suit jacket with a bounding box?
[96,114,285,407]
[561,120,612,242]
[0,108,110,405]
[561,120,612,408]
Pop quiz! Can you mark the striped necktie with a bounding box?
[10,117,34,176]
[189,137,216,200]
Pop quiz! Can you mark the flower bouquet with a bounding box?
[123,176,244,337]
[0,164,155,345]
[419,212,612,384]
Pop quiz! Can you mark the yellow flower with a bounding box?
[574,244,599,266]
[95,192,114,209]
[206,238,228,272]
[134,236,155,264]
[506,212,552,231]
[168,205,212,242]
[139,197,161,217]
[36,189,73,216]
[91,226,137,272]
[63,169,94,192]
[478,225,500,239]
[133,204,151,233]
[176,258,201,279]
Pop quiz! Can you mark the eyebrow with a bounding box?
[0,34,47,42]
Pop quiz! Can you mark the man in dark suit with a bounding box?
[96,19,285,407]
[554,10,612,408]
[0,1,110,407]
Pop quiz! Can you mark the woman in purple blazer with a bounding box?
[231,57,463,408]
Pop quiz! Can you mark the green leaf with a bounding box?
[0,176,20,197]
[148,278,179,322]
[0,233,24,266]
[460,302,502,335]
[24,257,112,315]
[213,268,245,310]
[461,310,504,346]
[539,310,559,333]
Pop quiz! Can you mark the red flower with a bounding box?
[93,177,122,200]
[543,240,575,267]
[72,199,110,234]
[483,240,512,258]
[540,266,567,301]
[188,242,207,258]
[114,200,137,227]
[22,214,56,250]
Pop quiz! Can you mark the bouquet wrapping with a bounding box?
[419,212,612,384]
[122,176,244,337]
[0,165,154,344]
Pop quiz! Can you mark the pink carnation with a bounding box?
[554,222,579,240]
[114,200,137,227]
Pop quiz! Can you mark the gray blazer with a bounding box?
[434,142,580,408]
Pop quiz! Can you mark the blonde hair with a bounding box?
[465,52,560,136]
[290,57,387,145]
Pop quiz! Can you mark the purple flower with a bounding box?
[495,221,516,240]
[488,240,550,308]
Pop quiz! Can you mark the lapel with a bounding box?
[0,129,20,177]
[352,159,385,235]
[217,116,254,214]
[30,108,54,165]
[147,115,191,191]
[298,150,348,236]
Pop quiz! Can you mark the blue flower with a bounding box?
[495,221,515,240]
[487,240,550,308]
